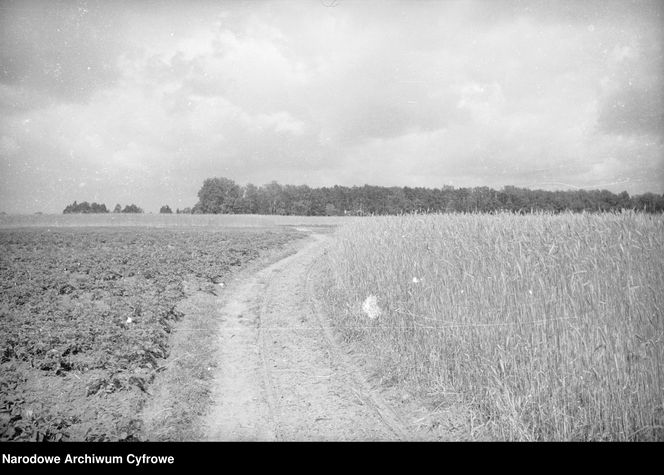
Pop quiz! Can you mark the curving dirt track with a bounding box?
[204,231,411,441]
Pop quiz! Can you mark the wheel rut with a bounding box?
[205,232,410,441]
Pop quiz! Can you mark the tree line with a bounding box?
[62,178,664,215]
[62,202,184,214]
[191,177,664,215]
[63,201,148,214]
[62,201,192,214]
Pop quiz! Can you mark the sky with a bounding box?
[1,0,663,213]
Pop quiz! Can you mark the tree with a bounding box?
[90,203,108,213]
[121,204,143,213]
[160,205,173,214]
[243,183,260,214]
[634,192,658,213]
[259,181,285,214]
[113,204,122,213]
[63,201,109,214]
[63,201,78,214]
[195,177,241,214]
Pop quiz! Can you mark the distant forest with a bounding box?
[63,178,664,215]
[190,178,664,215]
[63,202,143,214]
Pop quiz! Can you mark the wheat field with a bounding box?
[319,211,664,440]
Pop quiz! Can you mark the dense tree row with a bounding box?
[63,202,146,214]
[61,180,664,216]
[191,178,664,215]
[63,201,109,214]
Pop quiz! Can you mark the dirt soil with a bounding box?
[0,227,303,441]
[201,230,474,441]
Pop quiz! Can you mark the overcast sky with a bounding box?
[1,0,663,213]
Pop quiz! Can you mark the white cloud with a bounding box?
[0,135,20,156]
[0,0,662,213]
[457,82,506,125]
[253,112,306,136]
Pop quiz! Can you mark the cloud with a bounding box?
[596,41,664,137]
[598,85,664,137]
[0,0,126,103]
[0,0,662,213]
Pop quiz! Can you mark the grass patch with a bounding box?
[139,288,221,441]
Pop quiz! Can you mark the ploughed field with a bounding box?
[0,226,301,441]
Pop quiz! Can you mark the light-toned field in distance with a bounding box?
[0,213,354,229]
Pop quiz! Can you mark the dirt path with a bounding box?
[204,232,410,441]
